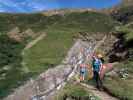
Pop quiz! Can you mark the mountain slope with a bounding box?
[0,10,117,99]
[102,4,133,100]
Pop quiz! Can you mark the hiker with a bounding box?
[80,64,86,82]
[92,54,103,90]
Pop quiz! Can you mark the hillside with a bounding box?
[0,10,117,99]
[0,2,133,99]
[111,5,133,24]
[121,0,133,6]
[101,3,133,100]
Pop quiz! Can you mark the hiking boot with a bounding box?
[97,86,104,91]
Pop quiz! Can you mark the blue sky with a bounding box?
[0,0,121,13]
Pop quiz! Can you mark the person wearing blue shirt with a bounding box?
[92,55,103,90]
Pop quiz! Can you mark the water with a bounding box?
[0,0,122,13]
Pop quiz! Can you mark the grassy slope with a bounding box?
[0,35,29,98]
[121,0,133,6]
[103,26,133,100]
[104,62,133,100]
[103,5,133,100]
[0,11,116,98]
[111,4,133,24]
[23,31,73,72]
[23,11,116,73]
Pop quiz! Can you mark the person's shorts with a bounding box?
[80,70,85,76]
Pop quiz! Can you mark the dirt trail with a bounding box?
[24,33,46,50]
[4,34,118,100]
[21,33,47,73]
[80,83,118,100]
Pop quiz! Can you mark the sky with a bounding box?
[0,0,121,13]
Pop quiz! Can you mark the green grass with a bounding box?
[0,13,48,32]
[55,83,100,100]
[22,11,117,73]
[104,77,133,100]
[23,31,73,73]
[115,25,133,42]
[51,11,117,33]
[0,34,33,98]
[0,11,116,33]
[103,21,133,99]
[103,60,133,100]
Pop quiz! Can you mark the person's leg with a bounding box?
[93,71,99,88]
[80,71,85,81]
[83,74,85,81]
[82,71,85,81]
[95,71,100,89]
[80,71,83,81]
[97,73,103,90]
[93,71,96,80]
[80,75,83,81]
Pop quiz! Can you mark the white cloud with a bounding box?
[0,0,60,12]
[0,8,5,12]
[0,0,28,12]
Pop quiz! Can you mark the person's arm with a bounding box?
[100,60,103,68]
[99,60,103,73]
